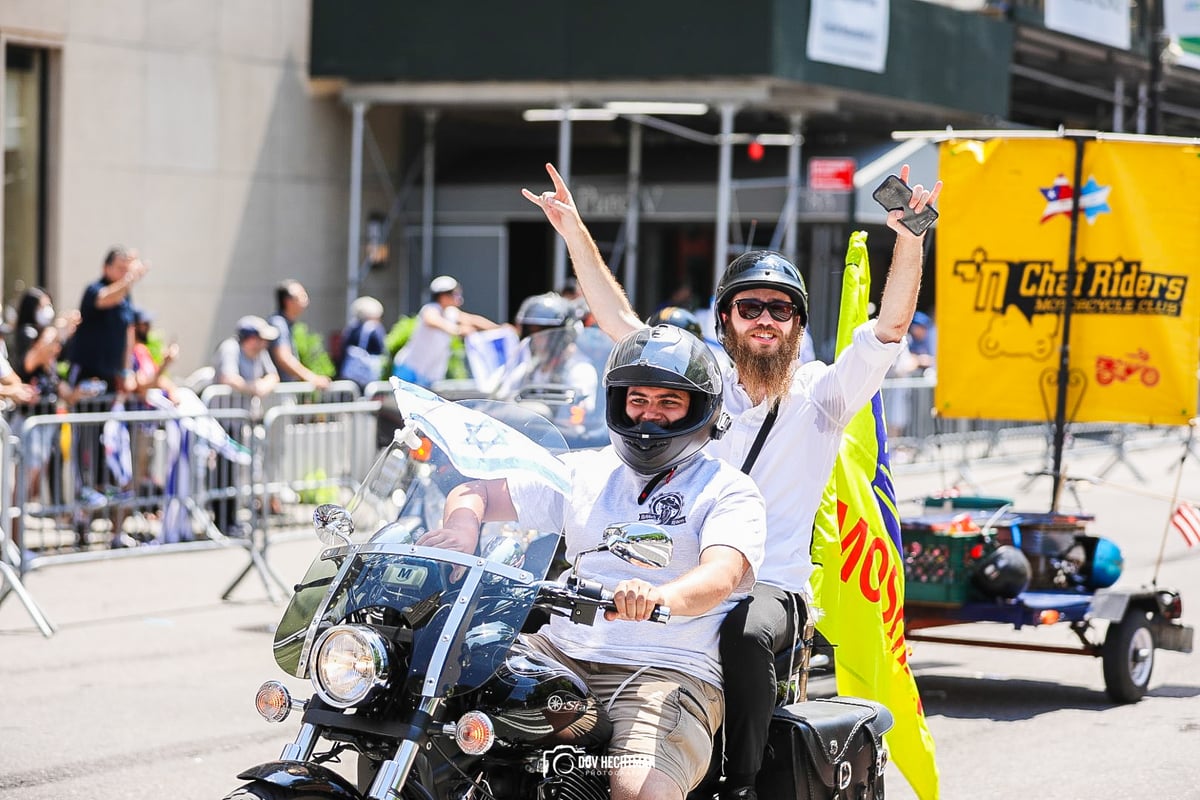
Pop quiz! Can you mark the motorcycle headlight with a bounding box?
[311,625,391,708]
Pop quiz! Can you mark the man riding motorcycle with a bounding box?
[496,291,602,441]
[425,324,766,800]
[524,162,940,800]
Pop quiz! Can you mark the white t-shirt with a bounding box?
[212,337,277,383]
[509,447,766,688]
[395,302,459,384]
[705,320,901,593]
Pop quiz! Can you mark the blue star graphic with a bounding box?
[1078,176,1112,223]
[464,421,505,453]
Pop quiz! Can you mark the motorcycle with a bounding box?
[224,382,894,800]
[492,326,613,450]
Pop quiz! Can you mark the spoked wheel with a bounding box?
[1101,610,1155,704]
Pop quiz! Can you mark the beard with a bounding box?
[724,322,804,402]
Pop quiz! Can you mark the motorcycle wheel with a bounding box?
[223,782,433,800]
[222,784,326,800]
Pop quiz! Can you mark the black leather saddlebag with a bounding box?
[756,697,894,800]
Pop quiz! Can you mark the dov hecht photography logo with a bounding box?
[538,745,651,777]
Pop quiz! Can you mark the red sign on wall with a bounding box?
[808,157,857,191]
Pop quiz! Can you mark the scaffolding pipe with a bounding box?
[346,101,366,318]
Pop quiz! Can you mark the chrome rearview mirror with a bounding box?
[313,504,355,546]
[602,523,673,569]
[480,534,526,568]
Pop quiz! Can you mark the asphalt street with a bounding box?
[1,433,1198,799]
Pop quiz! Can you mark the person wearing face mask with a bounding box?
[9,287,86,509]
[11,287,87,408]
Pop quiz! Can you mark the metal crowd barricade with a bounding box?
[256,399,381,529]
[199,379,361,412]
[221,399,381,599]
[0,414,54,636]
[16,402,258,553]
[0,400,294,636]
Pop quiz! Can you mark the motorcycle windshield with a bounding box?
[273,385,571,696]
[494,327,612,450]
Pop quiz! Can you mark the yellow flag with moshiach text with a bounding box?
[812,231,939,800]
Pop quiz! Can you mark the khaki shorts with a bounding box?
[521,633,723,795]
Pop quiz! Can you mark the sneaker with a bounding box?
[79,487,108,511]
[109,533,139,549]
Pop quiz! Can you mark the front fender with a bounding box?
[236,761,363,799]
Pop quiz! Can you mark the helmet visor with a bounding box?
[604,326,722,395]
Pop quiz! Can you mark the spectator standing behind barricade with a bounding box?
[9,289,95,516]
[66,247,148,547]
[883,310,936,440]
[127,307,180,508]
[392,275,499,388]
[209,316,280,536]
[67,246,146,396]
[336,296,387,389]
[130,308,179,402]
[213,316,280,399]
[266,279,330,390]
[907,309,936,376]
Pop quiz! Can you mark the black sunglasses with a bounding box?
[731,298,800,323]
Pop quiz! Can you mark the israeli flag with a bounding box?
[464,327,521,394]
[391,378,570,496]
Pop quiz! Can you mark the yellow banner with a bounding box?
[813,231,940,799]
[935,138,1200,424]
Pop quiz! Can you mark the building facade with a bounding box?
[3,0,1197,370]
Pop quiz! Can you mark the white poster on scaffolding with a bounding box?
[1045,0,1131,50]
[1165,0,1200,38]
[806,0,889,74]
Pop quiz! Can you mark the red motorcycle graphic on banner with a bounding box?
[1095,349,1160,386]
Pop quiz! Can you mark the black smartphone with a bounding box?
[872,174,938,236]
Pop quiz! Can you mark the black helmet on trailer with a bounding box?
[645,306,703,339]
[604,325,726,475]
[516,292,573,337]
[713,250,809,342]
[971,545,1032,599]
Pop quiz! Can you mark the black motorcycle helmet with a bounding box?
[604,325,725,475]
[645,306,703,339]
[713,250,809,342]
[515,292,573,338]
[971,545,1032,599]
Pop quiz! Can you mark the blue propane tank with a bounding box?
[1088,537,1124,589]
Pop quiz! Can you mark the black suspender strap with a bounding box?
[740,400,780,474]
